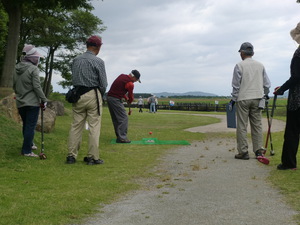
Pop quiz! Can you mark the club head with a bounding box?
[39,153,47,160]
[270,150,275,156]
[257,156,270,165]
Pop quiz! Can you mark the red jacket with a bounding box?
[107,74,135,103]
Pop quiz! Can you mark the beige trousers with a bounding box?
[236,99,263,154]
[67,89,102,160]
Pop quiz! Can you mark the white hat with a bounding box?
[290,22,300,44]
[22,44,43,58]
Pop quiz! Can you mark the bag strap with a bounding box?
[94,88,100,116]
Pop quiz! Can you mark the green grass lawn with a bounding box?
[0,97,299,224]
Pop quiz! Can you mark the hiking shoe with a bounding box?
[116,138,131,143]
[255,148,266,157]
[85,157,104,165]
[277,164,297,170]
[235,152,249,160]
[66,156,76,164]
[23,152,38,157]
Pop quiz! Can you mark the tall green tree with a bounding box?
[0,0,93,89]
[19,6,105,96]
[0,3,8,76]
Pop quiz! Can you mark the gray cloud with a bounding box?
[53,0,300,96]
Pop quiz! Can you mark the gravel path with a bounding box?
[78,115,298,225]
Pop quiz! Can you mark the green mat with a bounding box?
[111,138,190,145]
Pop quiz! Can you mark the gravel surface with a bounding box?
[78,115,298,225]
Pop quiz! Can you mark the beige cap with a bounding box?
[290,22,300,44]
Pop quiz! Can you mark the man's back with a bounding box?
[237,58,265,101]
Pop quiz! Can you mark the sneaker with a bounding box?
[66,156,76,164]
[23,152,38,157]
[85,157,104,165]
[116,138,131,143]
[255,148,265,157]
[235,152,250,160]
[31,145,38,150]
[277,164,297,170]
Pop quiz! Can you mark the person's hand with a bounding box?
[273,86,284,95]
[264,94,269,100]
[228,100,235,111]
[40,102,47,111]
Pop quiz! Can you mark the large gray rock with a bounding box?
[0,93,22,123]
[36,108,56,133]
[47,101,65,116]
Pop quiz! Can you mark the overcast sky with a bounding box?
[53,0,300,96]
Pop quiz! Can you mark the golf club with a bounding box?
[39,107,47,160]
[265,95,277,156]
[128,102,132,115]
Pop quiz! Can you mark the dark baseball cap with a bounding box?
[131,69,141,83]
[238,42,254,54]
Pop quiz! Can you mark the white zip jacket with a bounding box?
[231,58,271,102]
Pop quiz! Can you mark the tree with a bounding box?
[0,3,8,76]
[0,0,93,89]
[19,5,105,96]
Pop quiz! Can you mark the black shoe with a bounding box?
[66,156,76,164]
[235,152,250,160]
[116,138,131,143]
[255,148,265,157]
[277,164,297,170]
[85,157,104,165]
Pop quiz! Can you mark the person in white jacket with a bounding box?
[229,42,271,160]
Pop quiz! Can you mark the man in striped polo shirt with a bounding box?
[66,35,108,165]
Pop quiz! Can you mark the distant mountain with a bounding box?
[153,91,218,97]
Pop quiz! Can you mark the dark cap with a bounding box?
[238,42,254,55]
[130,69,141,83]
[86,35,102,47]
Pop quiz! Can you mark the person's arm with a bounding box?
[231,64,242,101]
[97,60,108,96]
[125,82,134,103]
[32,67,48,103]
[276,57,300,94]
[263,68,271,95]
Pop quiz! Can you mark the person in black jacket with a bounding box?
[274,22,300,170]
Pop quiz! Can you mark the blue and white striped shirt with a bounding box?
[71,50,108,95]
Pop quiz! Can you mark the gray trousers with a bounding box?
[236,99,263,154]
[107,96,128,140]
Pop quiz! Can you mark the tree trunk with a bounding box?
[0,3,21,88]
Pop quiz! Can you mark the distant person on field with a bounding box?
[13,44,48,157]
[273,22,300,170]
[155,95,158,112]
[107,70,141,143]
[229,42,271,160]
[148,95,156,113]
[66,35,108,165]
[137,96,144,113]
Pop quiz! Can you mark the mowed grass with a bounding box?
[0,105,217,225]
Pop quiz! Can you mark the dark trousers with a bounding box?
[18,106,40,154]
[281,108,300,168]
[138,105,143,112]
[107,96,128,140]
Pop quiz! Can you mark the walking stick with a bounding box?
[39,107,47,160]
[265,95,277,156]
